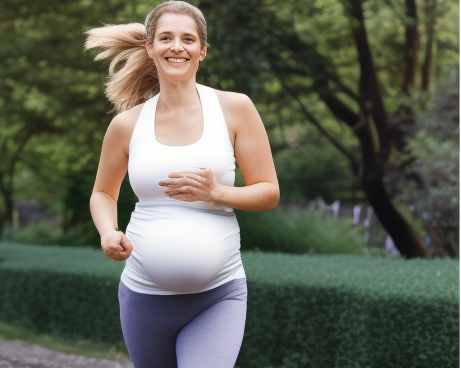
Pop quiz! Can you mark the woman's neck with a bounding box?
[157,79,200,111]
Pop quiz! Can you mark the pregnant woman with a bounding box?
[86,1,279,367]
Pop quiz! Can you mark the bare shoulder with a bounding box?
[105,103,144,153]
[109,103,144,133]
[214,89,254,114]
[213,89,262,134]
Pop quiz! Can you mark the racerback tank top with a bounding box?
[120,84,246,295]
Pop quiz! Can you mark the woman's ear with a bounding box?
[199,46,207,61]
[145,42,154,59]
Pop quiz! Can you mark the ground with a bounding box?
[0,338,133,368]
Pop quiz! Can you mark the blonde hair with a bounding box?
[84,1,208,113]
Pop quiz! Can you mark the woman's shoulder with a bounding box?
[103,103,145,154]
[212,88,253,110]
[210,88,262,135]
[211,88,260,125]
[109,103,145,134]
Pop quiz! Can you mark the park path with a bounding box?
[0,338,133,368]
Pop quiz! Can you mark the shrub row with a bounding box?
[236,208,366,255]
[5,208,367,255]
[241,252,459,368]
[0,242,458,368]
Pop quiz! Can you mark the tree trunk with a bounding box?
[0,216,5,240]
[336,0,427,257]
[401,0,420,95]
[364,175,427,257]
[421,0,437,91]
[0,185,13,241]
[322,95,427,257]
[0,130,33,240]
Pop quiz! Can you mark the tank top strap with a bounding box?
[130,85,232,152]
[196,84,232,151]
[130,94,159,152]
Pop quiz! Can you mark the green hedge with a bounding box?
[236,209,367,255]
[241,252,459,368]
[0,242,458,368]
[0,243,125,346]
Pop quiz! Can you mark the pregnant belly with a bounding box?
[128,213,235,292]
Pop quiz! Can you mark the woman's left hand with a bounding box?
[159,167,218,202]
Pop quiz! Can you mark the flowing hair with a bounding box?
[84,1,208,114]
[85,23,156,113]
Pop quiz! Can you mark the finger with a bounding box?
[167,169,208,182]
[120,235,133,253]
[164,186,200,201]
[160,175,203,188]
[164,183,194,196]
[104,250,129,261]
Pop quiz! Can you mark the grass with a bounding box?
[0,322,130,362]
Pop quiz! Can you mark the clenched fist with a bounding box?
[100,229,133,261]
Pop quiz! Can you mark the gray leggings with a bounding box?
[118,279,247,368]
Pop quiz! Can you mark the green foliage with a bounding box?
[0,0,459,258]
[0,243,124,345]
[0,242,458,368]
[201,0,459,258]
[237,208,366,255]
[274,145,360,202]
[3,221,100,247]
[240,251,459,368]
[393,84,459,256]
[3,222,65,246]
[3,175,137,247]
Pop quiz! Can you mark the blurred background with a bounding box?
[0,0,458,259]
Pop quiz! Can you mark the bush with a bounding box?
[239,252,459,368]
[237,208,366,255]
[0,242,125,345]
[0,242,458,368]
[273,145,360,203]
[4,221,100,247]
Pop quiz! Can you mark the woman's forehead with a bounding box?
[155,13,198,34]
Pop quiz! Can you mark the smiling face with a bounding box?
[146,13,207,82]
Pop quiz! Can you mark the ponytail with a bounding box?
[84,23,158,113]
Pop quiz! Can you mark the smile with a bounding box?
[167,58,188,63]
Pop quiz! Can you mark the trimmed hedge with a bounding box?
[241,252,459,368]
[0,243,125,346]
[0,242,458,368]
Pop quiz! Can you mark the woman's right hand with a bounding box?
[101,230,133,261]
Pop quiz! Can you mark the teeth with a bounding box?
[168,58,187,63]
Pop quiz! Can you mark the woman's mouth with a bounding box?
[166,58,188,63]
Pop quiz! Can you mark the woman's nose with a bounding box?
[171,39,184,52]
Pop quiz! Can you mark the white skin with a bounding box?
[90,13,279,261]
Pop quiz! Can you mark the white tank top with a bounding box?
[121,84,246,295]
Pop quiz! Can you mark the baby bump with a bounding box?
[127,212,238,293]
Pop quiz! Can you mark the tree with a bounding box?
[394,83,459,257]
[199,0,458,257]
[1,0,457,257]
[0,0,145,239]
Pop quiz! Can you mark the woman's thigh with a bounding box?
[176,279,247,368]
[119,282,180,368]
[119,279,247,368]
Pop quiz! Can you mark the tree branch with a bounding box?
[279,79,360,174]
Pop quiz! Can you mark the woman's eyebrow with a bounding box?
[157,31,196,37]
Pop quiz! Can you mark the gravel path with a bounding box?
[0,338,133,368]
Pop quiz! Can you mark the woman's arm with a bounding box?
[90,108,139,260]
[159,91,279,212]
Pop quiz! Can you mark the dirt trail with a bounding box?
[0,338,133,368]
